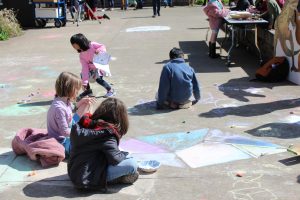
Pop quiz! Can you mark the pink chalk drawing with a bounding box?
[42,91,55,98]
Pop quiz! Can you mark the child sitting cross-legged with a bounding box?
[68,98,139,190]
[47,72,96,157]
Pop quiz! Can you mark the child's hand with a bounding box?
[82,85,88,91]
[76,97,97,117]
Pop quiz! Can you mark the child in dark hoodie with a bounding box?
[68,98,138,190]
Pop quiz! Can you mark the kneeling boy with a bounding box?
[157,48,200,109]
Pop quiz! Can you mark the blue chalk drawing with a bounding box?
[205,129,282,148]
[0,83,8,89]
[32,66,49,71]
[32,66,59,78]
[126,26,171,32]
[137,129,209,151]
[224,136,282,148]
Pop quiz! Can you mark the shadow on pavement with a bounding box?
[18,100,53,107]
[199,98,300,118]
[179,40,231,73]
[217,77,294,102]
[278,156,300,166]
[128,100,174,116]
[23,174,131,198]
[246,122,300,139]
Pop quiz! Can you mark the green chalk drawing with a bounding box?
[32,66,49,71]
[0,104,47,117]
[32,66,59,78]
[0,84,7,88]
[0,148,39,192]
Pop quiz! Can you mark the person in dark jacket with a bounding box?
[156,48,201,109]
[230,0,251,10]
[260,0,281,29]
[68,98,138,190]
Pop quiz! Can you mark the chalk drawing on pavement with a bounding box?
[125,26,171,32]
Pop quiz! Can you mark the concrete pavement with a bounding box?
[0,6,300,200]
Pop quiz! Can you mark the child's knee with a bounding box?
[124,158,138,173]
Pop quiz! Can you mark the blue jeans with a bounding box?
[96,76,111,91]
[122,0,129,9]
[164,0,172,6]
[60,137,71,158]
[108,0,114,8]
[106,157,138,181]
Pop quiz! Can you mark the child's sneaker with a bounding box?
[104,89,116,98]
[103,14,110,20]
[108,172,139,185]
[120,172,139,184]
[178,101,192,109]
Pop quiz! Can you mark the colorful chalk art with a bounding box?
[120,129,287,168]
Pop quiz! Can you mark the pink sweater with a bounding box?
[79,42,107,86]
[203,0,229,30]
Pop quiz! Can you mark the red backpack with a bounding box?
[255,57,289,82]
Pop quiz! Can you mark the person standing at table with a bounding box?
[230,0,251,11]
[260,0,281,29]
[203,0,229,58]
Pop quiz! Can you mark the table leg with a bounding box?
[227,26,235,66]
[254,25,263,64]
[220,24,228,54]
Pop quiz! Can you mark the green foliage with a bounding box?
[0,30,9,40]
[0,9,22,41]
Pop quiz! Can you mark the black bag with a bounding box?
[255,57,289,82]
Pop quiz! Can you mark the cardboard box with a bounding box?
[35,8,61,18]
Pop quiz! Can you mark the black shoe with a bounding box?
[152,14,156,18]
[77,89,93,102]
[103,14,110,20]
[158,12,160,16]
[209,42,220,59]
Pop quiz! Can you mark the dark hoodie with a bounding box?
[68,113,126,190]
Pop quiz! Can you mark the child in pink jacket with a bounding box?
[204,0,229,58]
[70,33,115,99]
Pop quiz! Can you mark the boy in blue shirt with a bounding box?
[157,48,200,109]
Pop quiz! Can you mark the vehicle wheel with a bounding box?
[40,19,47,28]
[61,20,66,27]
[54,20,62,28]
[35,19,43,28]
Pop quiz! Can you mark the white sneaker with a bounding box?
[104,89,116,98]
